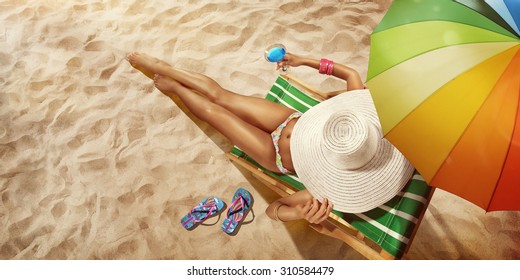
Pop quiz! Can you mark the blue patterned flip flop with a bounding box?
[180,196,225,230]
[221,188,253,235]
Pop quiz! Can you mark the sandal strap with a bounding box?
[227,194,249,219]
[183,204,217,226]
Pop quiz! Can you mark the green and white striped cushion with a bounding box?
[231,76,432,258]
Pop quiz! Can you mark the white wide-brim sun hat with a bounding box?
[291,90,414,213]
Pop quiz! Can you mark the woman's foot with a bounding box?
[154,74,181,93]
[127,52,159,70]
[127,52,173,80]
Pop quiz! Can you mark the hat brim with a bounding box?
[290,90,414,213]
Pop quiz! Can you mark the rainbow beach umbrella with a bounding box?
[366,0,520,211]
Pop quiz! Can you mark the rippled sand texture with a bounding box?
[1,0,518,260]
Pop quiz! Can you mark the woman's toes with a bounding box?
[127,52,142,63]
[127,52,136,63]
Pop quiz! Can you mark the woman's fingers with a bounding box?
[303,198,318,221]
[314,198,329,223]
[300,197,334,224]
[307,198,324,223]
[309,198,333,224]
[317,199,333,223]
[276,53,295,70]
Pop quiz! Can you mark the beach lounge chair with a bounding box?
[226,75,434,260]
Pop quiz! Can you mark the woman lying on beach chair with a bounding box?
[126,52,414,223]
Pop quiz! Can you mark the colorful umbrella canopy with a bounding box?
[366,0,520,211]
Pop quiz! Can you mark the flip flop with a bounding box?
[180,196,225,230]
[221,188,253,235]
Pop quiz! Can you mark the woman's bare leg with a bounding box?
[153,74,279,172]
[127,52,295,132]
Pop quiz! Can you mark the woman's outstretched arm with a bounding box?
[277,53,365,94]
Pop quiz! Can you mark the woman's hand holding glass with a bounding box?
[276,52,304,71]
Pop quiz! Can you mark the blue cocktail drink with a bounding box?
[266,46,286,62]
[264,44,288,73]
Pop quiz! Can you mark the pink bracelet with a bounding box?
[327,60,334,75]
[319,58,334,75]
[319,58,328,74]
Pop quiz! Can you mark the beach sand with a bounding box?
[0,0,518,260]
